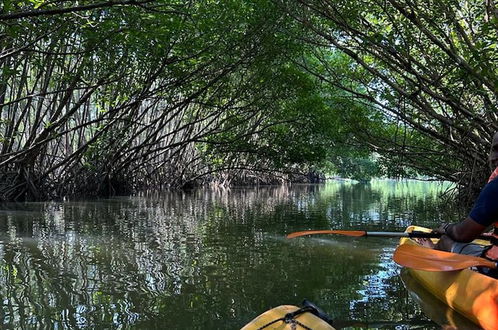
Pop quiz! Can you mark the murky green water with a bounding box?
[0,180,464,329]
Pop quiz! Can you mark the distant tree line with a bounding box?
[1,0,496,201]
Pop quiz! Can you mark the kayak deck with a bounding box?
[241,304,335,330]
[400,225,498,330]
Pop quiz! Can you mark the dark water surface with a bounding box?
[0,180,462,329]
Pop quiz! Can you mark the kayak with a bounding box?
[400,268,480,329]
[241,300,335,330]
[399,225,498,330]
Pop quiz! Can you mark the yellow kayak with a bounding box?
[400,225,498,330]
[400,268,480,329]
[241,301,335,330]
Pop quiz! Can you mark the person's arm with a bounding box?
[437,217,487,243]
[438,176,498,242]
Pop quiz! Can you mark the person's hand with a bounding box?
[434,223,451,235]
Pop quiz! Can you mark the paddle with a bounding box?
[393,244,497,271]
[287,230,441,239]
[286,230,497,243]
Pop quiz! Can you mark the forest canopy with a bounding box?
[0,0,496,201]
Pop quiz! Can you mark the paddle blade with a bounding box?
[393,244,497,271]
[286,230,366,239]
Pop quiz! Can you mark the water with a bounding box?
[0,180,460,329]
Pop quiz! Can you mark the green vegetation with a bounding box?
[1,0,496,200]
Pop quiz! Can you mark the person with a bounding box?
[419,132,498,278]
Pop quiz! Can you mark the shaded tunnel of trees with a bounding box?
[1,0,497,202]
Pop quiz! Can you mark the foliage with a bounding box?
[278,0,498,200]
[0,0,353,199]
[1,0,495,200]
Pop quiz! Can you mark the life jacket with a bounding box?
[484,169,498,260]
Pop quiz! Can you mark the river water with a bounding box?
[0,180,472,329]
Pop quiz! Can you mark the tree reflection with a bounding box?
[0,181,452,328]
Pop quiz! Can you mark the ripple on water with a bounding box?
[0,182,454,329]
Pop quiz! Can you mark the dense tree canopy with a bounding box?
[279,0,498,200]
[1,0,496,201]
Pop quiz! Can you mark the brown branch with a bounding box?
[0,0,156,20]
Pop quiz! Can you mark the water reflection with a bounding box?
[400,269,480,329]
[0,181,453,328]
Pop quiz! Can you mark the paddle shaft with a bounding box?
[287,230,497,244]
[366,231,440,238]
[366,231,495,243]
